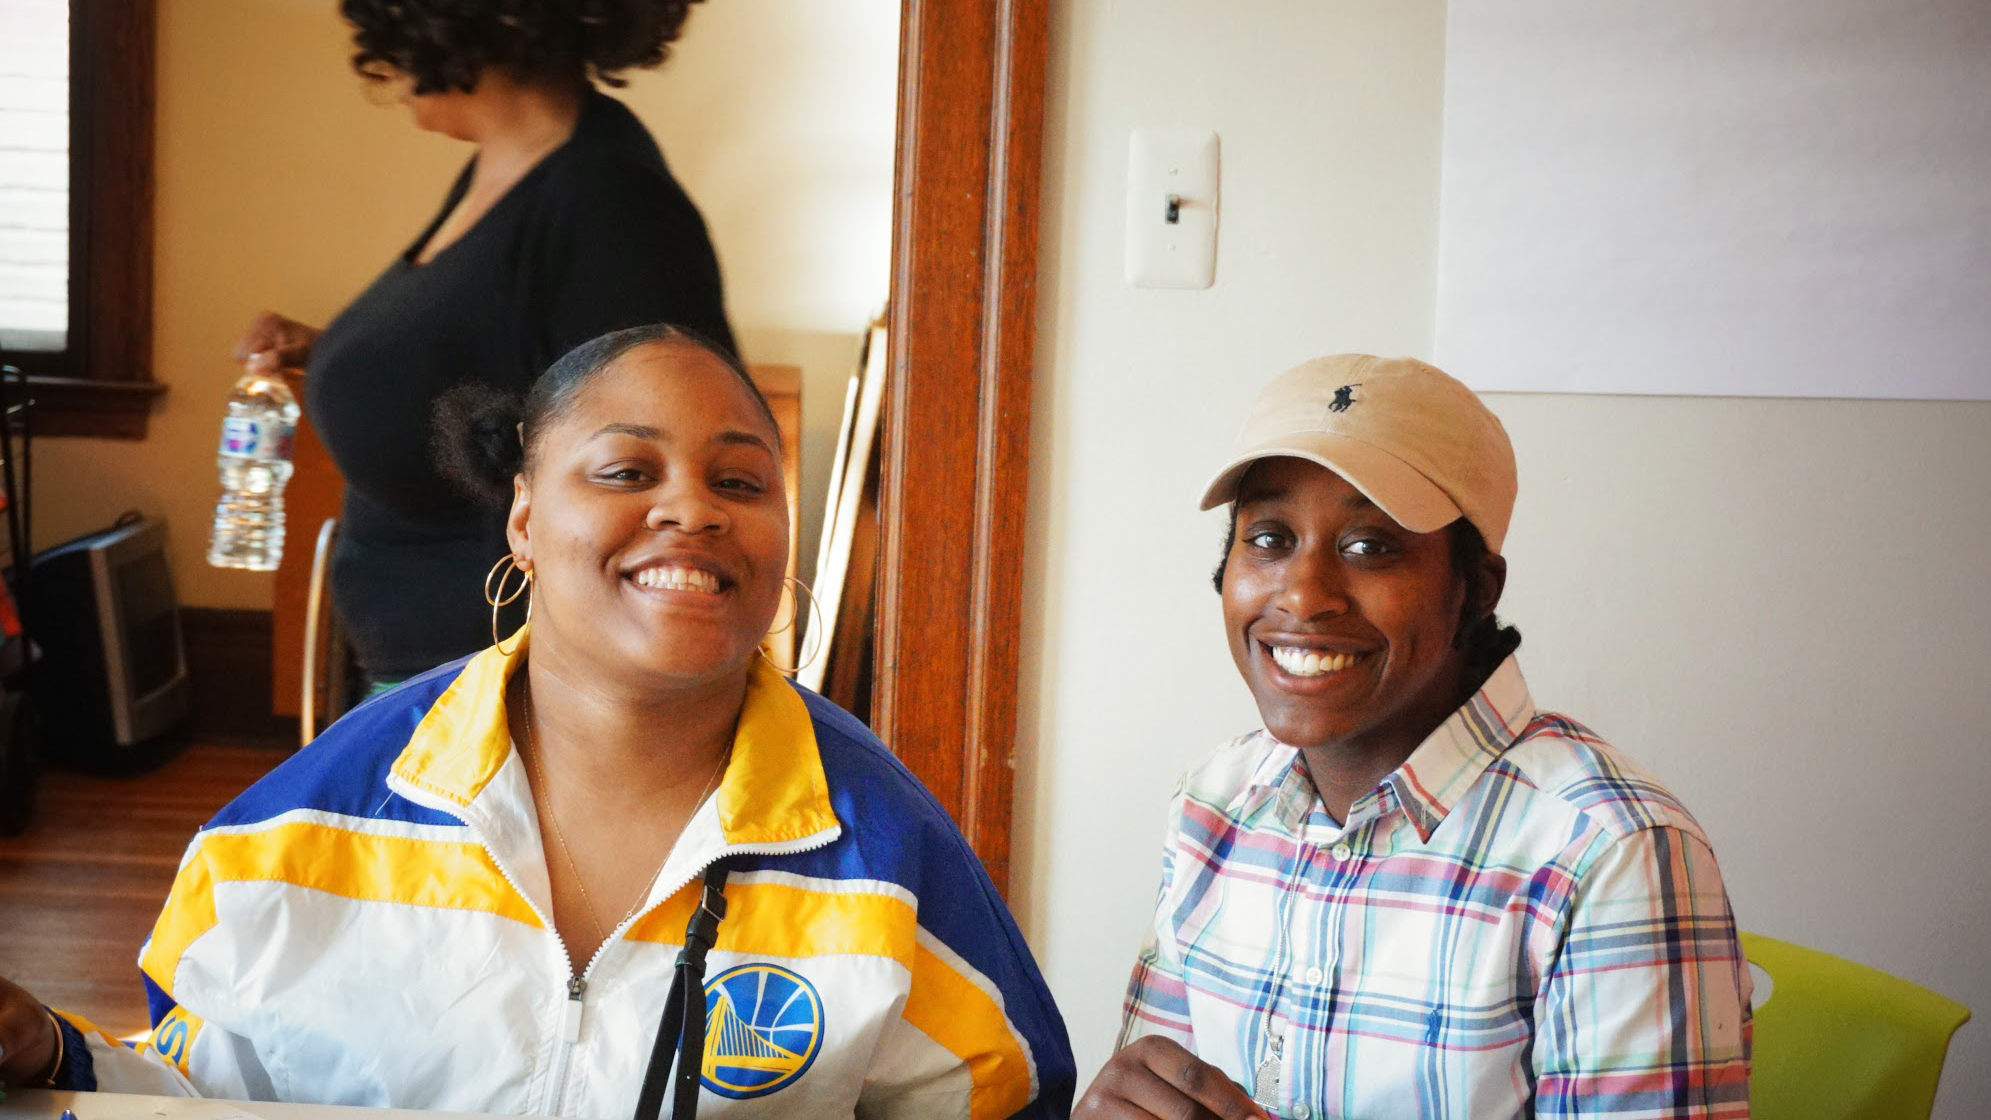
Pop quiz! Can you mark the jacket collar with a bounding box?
[389,627,840,851]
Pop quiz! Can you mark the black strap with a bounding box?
[633,862,731,1120]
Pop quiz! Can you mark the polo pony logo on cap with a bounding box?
[1328,383,1360,413]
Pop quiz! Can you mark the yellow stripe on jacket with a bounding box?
[903,941,1035,1120]
[141,820,541,996]
[628,879,917,966]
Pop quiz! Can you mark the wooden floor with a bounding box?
[0,744,287,1036]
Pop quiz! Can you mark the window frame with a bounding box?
[0,1,159,439]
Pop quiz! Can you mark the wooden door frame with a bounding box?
[874,0,1046,895]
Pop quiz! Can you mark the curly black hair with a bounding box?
[342,0,705,94]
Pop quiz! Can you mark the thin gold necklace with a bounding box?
[519,680,731,950]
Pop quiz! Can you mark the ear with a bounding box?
[1471,551,1508,624]
[505,474,532,567]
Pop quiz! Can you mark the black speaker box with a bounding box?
[25,515,191,768]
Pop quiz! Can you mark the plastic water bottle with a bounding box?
[207,369,300,571]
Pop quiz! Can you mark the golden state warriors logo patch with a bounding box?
[700,963,825,1098]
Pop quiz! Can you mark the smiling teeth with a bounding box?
[1271,647,1356,677]
[634,566,720,593]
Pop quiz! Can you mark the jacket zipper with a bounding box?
[540,841,841,1114]
[385,777,580,1115]
[452,825,582,1116]
[389,772,843,1116]
[545,974,587,1112]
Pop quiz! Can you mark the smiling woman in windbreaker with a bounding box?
[0,326,1075,1120]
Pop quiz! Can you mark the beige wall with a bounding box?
[1018,1,1990,1115]
[37,0,898,606]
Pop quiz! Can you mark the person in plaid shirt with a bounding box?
[1077,355,1751,1120]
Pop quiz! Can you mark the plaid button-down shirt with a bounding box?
[1120,656,1751,1119]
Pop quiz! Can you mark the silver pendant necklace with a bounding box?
[1252,1024,1285,1107]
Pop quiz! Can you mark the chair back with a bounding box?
[1744,932,1971,1120]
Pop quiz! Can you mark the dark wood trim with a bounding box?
[73,0,158,399]
[875,0,1047,893]
[0,2,161,440]
[181,608,294,749]
[10,377,165,440]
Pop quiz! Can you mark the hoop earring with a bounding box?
[758,576,825,676]
[485,554,532,656]
[766,573,806,636]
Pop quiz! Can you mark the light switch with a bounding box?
[1126,129,1219,289]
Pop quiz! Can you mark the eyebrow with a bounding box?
[717,430,777,455]
[590,423,660,441]
[587,424,775,455]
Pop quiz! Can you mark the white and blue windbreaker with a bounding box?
[54,636,1075,1118]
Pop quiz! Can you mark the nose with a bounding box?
[644,475,728,534]
[1272,543,1350,621]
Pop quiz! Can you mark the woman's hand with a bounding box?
[1076,1036,1270,1120]
[232,311,322,375]
[0,975,59,1085]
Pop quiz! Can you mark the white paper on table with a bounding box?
[17,1099,266,1120]
[3,1092,523,1120]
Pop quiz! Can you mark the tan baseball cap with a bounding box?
[1198,354,1517,554]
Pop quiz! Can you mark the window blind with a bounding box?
[0,0,68,353]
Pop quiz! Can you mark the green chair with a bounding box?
[1744,932,1971,1120]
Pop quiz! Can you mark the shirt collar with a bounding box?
[1223,737,1308,830]
[1369,654,1535,842]
[1231,655,1537,843]
[390,626,840,850]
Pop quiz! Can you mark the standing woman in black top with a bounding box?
[232,0,733,692]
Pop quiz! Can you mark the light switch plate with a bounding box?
[1126,129,1220,289]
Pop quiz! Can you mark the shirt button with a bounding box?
[1331,842,1354,862]
[1294,1105,1312,1119]
[1304,965,1324,986]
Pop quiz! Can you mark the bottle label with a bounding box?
[220,416,295,459]
[220,417,260,456]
